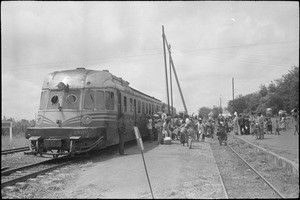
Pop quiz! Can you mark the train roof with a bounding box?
[42,68,161,102]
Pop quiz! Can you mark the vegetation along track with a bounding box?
[210,134,297,198]
[2,147,30,155]
[1,155,86,189]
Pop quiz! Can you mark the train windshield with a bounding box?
[47,90,81,110]
[39,91,48,110]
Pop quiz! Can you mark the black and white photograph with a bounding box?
[1,1,299,199]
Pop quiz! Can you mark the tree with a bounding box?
[268,81,277,93]
[212,106,223,119]
[198,107,211,120]
[259,84,268,97]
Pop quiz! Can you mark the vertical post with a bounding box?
[232,78,234,112]
[170,57,188,115]
[134,127,154,199]
[169,44,173,118]
[141,152,154,199]
[162,25,170,115]
[9,122,12,142]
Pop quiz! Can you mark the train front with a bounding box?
[25,68,107,157]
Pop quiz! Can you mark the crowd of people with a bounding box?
[145,108,299,149]
[231,109,299,140]
[119,109,298,155]
[146,111,231,148]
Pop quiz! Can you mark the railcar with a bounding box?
[26,68,176,157]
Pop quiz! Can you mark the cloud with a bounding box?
[1,1,299,118]
[2,72,40,120]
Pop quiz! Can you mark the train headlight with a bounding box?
[81,115,92,124]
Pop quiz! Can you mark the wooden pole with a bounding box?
[232,78,234,112]
[170,56,188,115]
[141,151,154,199]
[162,25,170,115]
[169,44,174,118]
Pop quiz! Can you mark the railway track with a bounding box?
[210,136,285,198]
[2,147,30,155]
[1,155,86,189]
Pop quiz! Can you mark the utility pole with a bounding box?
[169,44,174,118]
[162,25,170,115]
[162,25,188,115]
[169,56,188,115]
[232,78,234,112]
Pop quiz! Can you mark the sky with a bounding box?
[1,1,299,120]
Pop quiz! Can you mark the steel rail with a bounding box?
[1,161,72,189]
[227,143,285,198]
[1,155,88,189]
[207,144,229,199]
[1,158,57,176]
[2,147,30,155]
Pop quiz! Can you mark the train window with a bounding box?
[39,91,48,110]
[138,100,141,113]
[105,91,115,110]
[142,102,145,114]
[146,103,148,114]
[84,90,95,109]
[51,95,59,104]
[105,91,110,110]
[130,98,133,112]
[47,91,61,109]
[64,90,81,109]
[134,99,136,112]
[96,91,105,110]
[152,104,155,114]
[110,92,115,110]
[124,96,127,112]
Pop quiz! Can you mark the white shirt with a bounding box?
[162,113,167,121]
[147,119,153,129]
[185,118,190,124]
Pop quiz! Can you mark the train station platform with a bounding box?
[58,139,227,199]
[231,127,299,174]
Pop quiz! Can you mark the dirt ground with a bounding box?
[2,139,226,199]
[234,124,299,164]
[51,140,225,199]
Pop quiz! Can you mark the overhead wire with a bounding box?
[2,40,297,71]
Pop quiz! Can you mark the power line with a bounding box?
[2,40,297,70]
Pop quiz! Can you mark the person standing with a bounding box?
[294,115,299,135]
[196,119,202,141]
[233,114,239,135]
[161,111,167,122]
[180,123,188,146]
[118,113,127,155]
[238,114,245,135]
[275,120,281,135]
[249,115,255,136]
[258,112,264,139]
[147,115,153,142]
[244,115,250,135]
[155,119,163,145]
[162,117,171,138]
[266,117,273,134]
